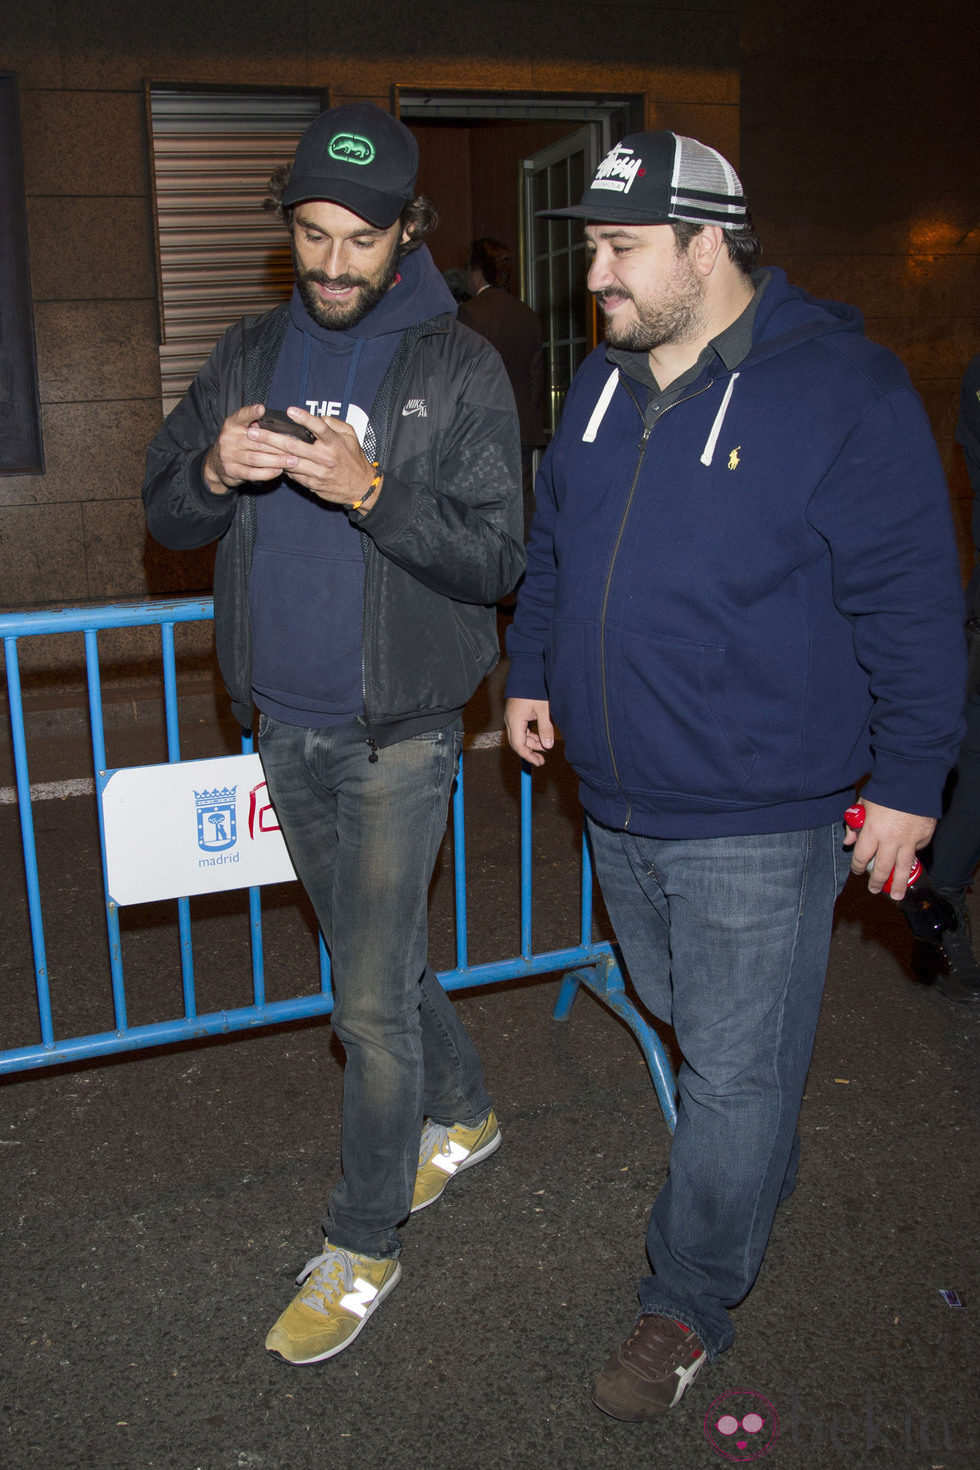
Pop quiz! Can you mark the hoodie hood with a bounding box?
[272,245,454,438]
[290,243,456,345]
[587,267,868,456]
[743,266,865,366]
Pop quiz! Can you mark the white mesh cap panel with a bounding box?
[670,135,747,225]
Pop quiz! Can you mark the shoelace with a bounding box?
[294,1244,356,1315]
[418,1119,451,1164]
[621,1315,699,1369]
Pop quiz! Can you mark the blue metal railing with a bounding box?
[1,599,677,1126]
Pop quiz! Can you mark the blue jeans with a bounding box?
[258,714,492,1258]
[586,816,851,1358]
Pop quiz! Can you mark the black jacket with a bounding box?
[143,300,525,738]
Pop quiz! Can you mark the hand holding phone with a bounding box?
[253,409,317,444]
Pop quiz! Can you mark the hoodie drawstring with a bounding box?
[582,368,620,443]
[299,331,312,408]
[297,333,366,424]
[340,338,365,422]
[700,372,739,466]
[583,365,740,465]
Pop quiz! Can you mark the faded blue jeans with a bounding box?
[586,816,851,1358]
[258,714,492,1258]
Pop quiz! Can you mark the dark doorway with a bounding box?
[397,90,642,430]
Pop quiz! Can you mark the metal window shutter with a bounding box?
[149,89,324,414]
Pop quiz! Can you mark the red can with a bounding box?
[843,803,922,891]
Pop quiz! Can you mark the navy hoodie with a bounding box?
[250,246,456,725]
[506,267,966,838]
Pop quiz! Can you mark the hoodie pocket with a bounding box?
[604,627,757,801]
[546,619,615,785]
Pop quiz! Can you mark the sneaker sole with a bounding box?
[267,1262,402,1365]
[410,1128,502,1214]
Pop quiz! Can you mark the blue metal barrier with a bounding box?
[1,599,677,1126]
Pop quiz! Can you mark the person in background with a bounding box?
[143,102,524,1366]
[505,130,966,1422]
[459,237,547,543]
[442,265,472,304]
[906,351,980,1001]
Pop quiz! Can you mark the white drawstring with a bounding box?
[582,366,739,463]
[699,372,739,466]
[582,368,620,442]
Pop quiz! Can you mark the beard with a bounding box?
[292,237,401,330]
[597,254,706,352]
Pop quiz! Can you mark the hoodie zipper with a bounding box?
[598,376,717,829]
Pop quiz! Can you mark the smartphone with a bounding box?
[254,409,317,444]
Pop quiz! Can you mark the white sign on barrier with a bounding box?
[101,753,297,906]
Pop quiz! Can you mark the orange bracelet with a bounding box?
[350,462,382,513]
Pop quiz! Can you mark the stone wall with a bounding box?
[1,0,975,688]
[1,0,737,682]
[741,0,978,567]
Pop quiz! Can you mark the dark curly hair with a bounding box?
[264,164,438,255]
[671,217,762,276]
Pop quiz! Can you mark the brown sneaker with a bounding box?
[592,1313,707,1421]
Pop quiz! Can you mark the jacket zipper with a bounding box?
[598,377,716,829]
[357,319,441,759]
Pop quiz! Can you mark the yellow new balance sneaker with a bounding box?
[265,1241,401,1364]
[410,1110,502,1213]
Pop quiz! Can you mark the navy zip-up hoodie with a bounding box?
[506,267,966,838]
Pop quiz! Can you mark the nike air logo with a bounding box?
[402,398,427,417]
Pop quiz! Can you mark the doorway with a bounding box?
[397,90,642,432]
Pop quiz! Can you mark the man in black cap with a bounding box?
[505,130,965,1420]
[144,102,524,1364]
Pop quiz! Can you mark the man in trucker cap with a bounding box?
[505,129,966,1421]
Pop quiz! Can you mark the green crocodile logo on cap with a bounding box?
[328,132,375,165]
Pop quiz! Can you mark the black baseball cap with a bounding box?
[538,131,748,228]
[281,102,419,228]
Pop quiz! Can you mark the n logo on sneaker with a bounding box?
[339,1277,379,1319]
[433,1140,470,1176]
